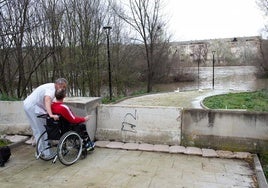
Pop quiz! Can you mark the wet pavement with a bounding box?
[116,89,232,108]
[0,143,259,188]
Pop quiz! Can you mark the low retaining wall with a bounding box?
[96,105,182,145]
[181,109,268,153]
[96,105,268,153]
[0,101,31,135]
[1,101,268,153]
[0,97,101,140]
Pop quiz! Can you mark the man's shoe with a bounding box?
[26,136,36,147]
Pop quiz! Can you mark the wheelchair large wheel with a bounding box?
[57,131,83,166]
[36,131,58,161]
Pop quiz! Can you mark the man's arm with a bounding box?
[45,96,59,120]
[59,104,86,124]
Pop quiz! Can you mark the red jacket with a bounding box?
[51,102,86,124]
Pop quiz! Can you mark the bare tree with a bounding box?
[210,40,238,65]
[256,0,268,36]
[0,0,66,98]
[0,0,12,96]
[0,0,33,98]
[112,0,168,92]
[41,0,65,80]
[191,42,208,87]
[1,0,174,99]
[48,0,107,97]
[256,0,268,75]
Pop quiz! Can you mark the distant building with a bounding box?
[170,36,261,65]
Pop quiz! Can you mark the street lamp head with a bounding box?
[212,50,216,55]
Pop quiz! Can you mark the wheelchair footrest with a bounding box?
[52,155,58,163]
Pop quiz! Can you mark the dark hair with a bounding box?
[55,89,66,100]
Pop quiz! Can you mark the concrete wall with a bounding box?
[0,101,31,135]
[181,109,268,153]
[64,97,101,140]
[96,105,268,153]
[1,101,268,153]
[0,97,101,139]
[96,105,182,145]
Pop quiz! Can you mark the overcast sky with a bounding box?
[166,0,266,41]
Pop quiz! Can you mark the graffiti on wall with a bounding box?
[121,110,137,133]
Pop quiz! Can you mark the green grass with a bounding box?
[258,154,268,180]
[203,89,268,112]
[0,94,20,101]
[0,139,11,147]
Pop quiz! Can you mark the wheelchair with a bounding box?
[35,114,91,166]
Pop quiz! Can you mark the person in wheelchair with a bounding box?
[51,89,95,151]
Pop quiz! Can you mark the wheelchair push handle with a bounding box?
[37,114,49,119]
[37,114,61,119]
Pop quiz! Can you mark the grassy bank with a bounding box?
[203,89,268,112]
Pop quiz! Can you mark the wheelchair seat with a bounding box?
[47,117,72,139]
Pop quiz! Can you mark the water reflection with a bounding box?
[155,66,268,92]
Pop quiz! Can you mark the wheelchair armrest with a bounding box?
[37,114,49,119]
[37,114,61,126]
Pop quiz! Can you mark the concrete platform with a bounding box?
[0,144,259,188]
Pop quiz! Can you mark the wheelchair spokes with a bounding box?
[57,131,83,166]
[36,131,57,161]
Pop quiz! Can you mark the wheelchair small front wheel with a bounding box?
[57,131,83,166]
[36,131,58,161]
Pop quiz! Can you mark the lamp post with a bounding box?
[197,58,200,90]
[103,26,112,100]
[212,51,216,90]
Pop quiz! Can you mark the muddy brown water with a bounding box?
[154,66,267,92]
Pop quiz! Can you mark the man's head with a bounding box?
[55,89,66,101]
[55,78,68,90]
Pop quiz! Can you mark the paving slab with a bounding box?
[95,140,110,148]
[138,143,154,151]
[169,145,186,154]
[184,146,203,155]
[234,151,252,159]
[4,135,29,143]
[122,142,139,150]
[153,144,170,152]
[202,148,218,158]
[106,141,124,149]
[0,144,258,188]
[216,150,235,158]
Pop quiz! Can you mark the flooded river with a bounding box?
[155,66,268,92]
